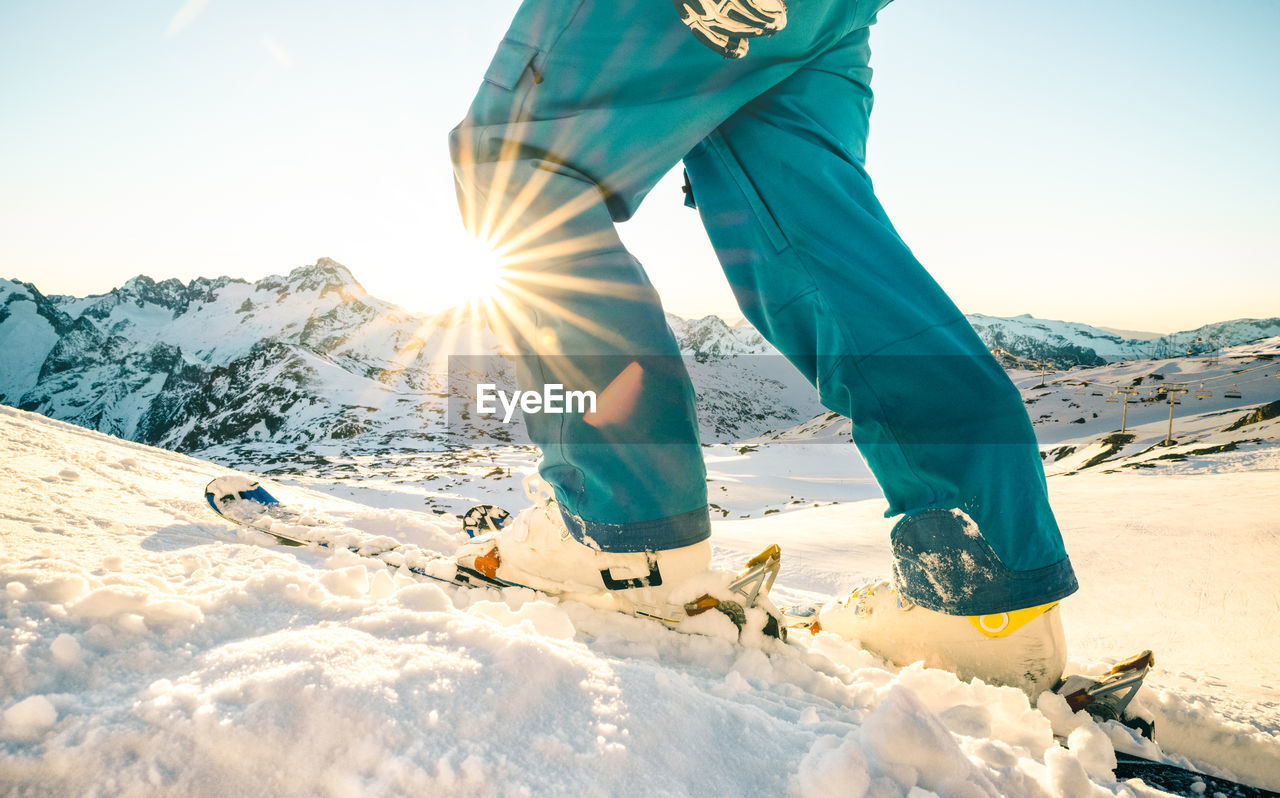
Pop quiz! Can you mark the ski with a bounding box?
[202,475,785,639]
[1048,652,1277,796]
[1112,754,1278,798]
[204,475,510,590]
[1054,652,1278,796]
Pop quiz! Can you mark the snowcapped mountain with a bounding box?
[664,313,770,358]
[3,259,1276,462]
[968,313,1280,367]
[2,260,482,457]
[969,313,1132,366]
[0,260,823,459]
[7,261,461,453]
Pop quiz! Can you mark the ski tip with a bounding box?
[202,475,281,523]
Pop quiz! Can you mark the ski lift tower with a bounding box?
[1036,359,1054,388]
[1111,386,1142,433]
[1160,384,1189,445]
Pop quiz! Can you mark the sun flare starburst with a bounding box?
[451,234,507,309]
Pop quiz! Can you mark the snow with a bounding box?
[2,404,1280,795]
[2,695,58,742]
[49,633,82,665]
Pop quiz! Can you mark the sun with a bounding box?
[455,235,507,305]
[425,230,509,313]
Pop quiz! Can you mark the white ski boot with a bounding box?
[455,474,716,621]
[795,579,1067,696]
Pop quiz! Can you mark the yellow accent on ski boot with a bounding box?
[815,580,1068,696]
[967,601,1060,639]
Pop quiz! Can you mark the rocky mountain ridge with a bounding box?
[968,313,1280,366]
[0,260,820,459]
[3,259,1276,462]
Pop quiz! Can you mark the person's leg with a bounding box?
[450,0,860,552]
[683,16,1077,615]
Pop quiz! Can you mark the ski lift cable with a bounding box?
[1194,362,1277,383]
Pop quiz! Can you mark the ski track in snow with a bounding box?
[2,405,1280,796]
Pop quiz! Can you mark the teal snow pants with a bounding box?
[450,0,1077,614]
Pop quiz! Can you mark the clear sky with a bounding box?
[1,0,1277,333]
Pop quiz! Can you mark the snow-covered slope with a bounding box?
[4,405,1280,795]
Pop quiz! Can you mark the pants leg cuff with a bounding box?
[891,508,1079,615]
[559,505,711,553]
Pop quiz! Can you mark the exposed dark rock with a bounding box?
[1079,432,1136,470]
[1224,400,1280,432]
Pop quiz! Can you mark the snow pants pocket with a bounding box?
[483,40,541,91]
[481,0,585,89]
